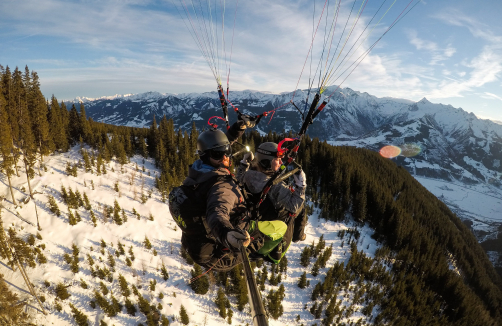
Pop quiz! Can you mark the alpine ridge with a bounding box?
[73,87,502,186]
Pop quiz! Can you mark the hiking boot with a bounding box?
[293,234,306,243]
[248,252,265,262]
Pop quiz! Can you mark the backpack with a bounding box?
[168,175,230,236]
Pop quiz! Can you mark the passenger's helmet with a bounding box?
[255,142,284,170]
[197,129,232,160]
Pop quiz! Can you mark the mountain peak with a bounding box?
[418,97,430,104]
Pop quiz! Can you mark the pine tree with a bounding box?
[79,103,92,144]
[125,298,137,316]
[13,68,42,229]
[107,252,116,271]
[227,308,233,324]
[190,264,209,294]
[29,71,53,165]
[179,305,189,325]
[96,153,102,175]
[99,281,109,296]
[230,266,248,311]
[0,90,17,205]
[75,190,84,207]
[128,246,135,261]
[189,121,199,158]
[80,278,88,289]
[300,246,311,267]
[49,95,68,151]
[143,236,152,250]
[147,116,158,158]
[121,209,127,222]
[68,187,77,208]
[68,104,81,144]
[161,262,169,280]
[117,241,125,256]
[149,279,157,292]
[118,274,130,297]
[82,149,92,172]
[87,253,95,266]
[93,290,115,317]
[61,184,68,203]
[140,136,148,158]
[71,243,80,273]
[75,211,82,223]
[55,282,70,300]
[69,303,90,326]
[68,209,77,226]
[266,288,284,319]
[90,210,97,227]
[47,195,61,216]
[215,287,228,318]
[133,208,140,220]
[298,271,308,289]
[113,199,123,225]
[160,315,170,326]
[0,271,31,324]
[83,192,91,210]
[60,101,71,147]
[8,68,23,174]
[110,295,122,315]
[311,260,320,277]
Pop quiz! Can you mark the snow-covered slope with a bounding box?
[0,147,384,325]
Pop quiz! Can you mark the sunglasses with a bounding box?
[209,145,232,160]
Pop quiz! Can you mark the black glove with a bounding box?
[238,114,256,129]
[224,229,250,251]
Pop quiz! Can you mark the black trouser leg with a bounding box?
[293,206,308,242]
[269,214,296,262]
[182,235,241,272]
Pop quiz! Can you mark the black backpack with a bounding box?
[168,175,230,236]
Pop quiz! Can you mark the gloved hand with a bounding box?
[238,114,256,129]
[293,170,306,188]
[241,152,254,164]
[225,229,250,250]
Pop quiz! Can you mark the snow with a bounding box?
[0,147,386,326]
[414,176,502,237]
[191,113,203,121]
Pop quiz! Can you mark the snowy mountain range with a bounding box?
[73,87,502,185]
[70,87,502,267]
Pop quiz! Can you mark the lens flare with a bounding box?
[380,145,402,158]
[400,143,422,157]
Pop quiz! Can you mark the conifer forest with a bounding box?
[1,65,502,326]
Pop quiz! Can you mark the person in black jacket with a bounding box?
[178,117,264,271]
[236,142,308,263]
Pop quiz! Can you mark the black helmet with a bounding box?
[197,129,232,160]
[255,142,284,170]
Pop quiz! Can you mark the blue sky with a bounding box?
[1,0,502,122]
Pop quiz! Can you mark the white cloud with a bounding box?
[433,10,502,44]
[406,30,456,65]
[482,92,502,101]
